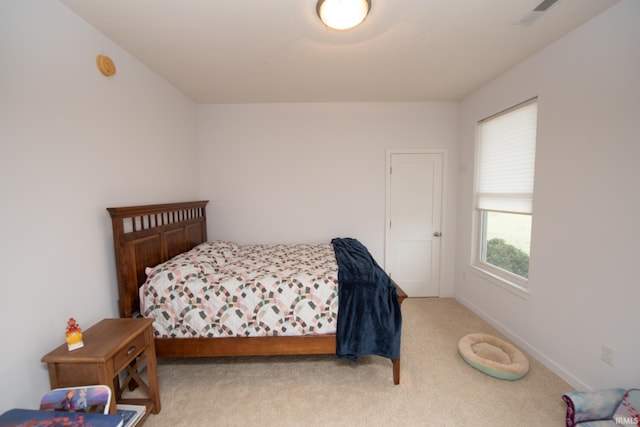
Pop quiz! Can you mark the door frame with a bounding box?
[384,148,448,296]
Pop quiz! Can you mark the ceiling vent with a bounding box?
[519,0,559,25]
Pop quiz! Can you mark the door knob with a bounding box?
[433,232,442,237]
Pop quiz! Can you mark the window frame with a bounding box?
[471,98,538,298]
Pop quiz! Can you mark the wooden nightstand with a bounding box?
[42,318,161,425]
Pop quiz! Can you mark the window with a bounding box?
[474,98,537,290]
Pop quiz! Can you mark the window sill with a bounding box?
[467,264,530,300]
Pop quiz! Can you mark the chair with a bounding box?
[39,385,112,414]
[562,388,639,427]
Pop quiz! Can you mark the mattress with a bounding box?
[140,241,339,338]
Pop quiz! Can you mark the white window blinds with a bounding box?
[477,99,538,214]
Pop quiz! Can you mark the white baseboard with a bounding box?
[454,292,591,391]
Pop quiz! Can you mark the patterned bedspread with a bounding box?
[140,241,339,338]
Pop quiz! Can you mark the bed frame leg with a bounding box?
[392,358,400,385]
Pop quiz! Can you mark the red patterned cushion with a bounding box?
[613,389,640,426]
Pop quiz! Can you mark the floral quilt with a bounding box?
[140,241,339,338]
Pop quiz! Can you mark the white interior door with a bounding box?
[386,152,443,297]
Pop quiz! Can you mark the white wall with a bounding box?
[197,102,458,295]
[0,1,199,410]
[455,0,640,390]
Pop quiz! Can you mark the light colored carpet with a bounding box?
[142,298,572,426]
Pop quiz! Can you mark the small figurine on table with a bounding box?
[65,317,84,351]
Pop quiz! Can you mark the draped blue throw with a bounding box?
[331,238,402,362]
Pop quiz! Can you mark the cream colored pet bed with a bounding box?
[458,333,529,380]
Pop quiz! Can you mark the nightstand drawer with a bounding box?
[113,332,146,372]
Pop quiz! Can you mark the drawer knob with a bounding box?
[127,346,136,356]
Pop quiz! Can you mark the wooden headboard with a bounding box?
[107,201,209,318]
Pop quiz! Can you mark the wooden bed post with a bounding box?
[393,358,400,385]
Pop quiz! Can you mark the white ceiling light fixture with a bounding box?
[316,0,371,31]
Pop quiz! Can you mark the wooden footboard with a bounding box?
[107,201,405,384]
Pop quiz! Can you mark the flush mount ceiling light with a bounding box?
[316,0,371,31]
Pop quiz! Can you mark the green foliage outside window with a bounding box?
[486,238,529,279]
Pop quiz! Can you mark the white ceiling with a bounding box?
[59,0,618,104]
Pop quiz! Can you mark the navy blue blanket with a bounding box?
[331,238,402,361]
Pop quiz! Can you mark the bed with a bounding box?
[107,201,406,384]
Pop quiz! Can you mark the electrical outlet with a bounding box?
[601,345,615,366]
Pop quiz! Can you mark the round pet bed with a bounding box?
[458,333,529,380]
